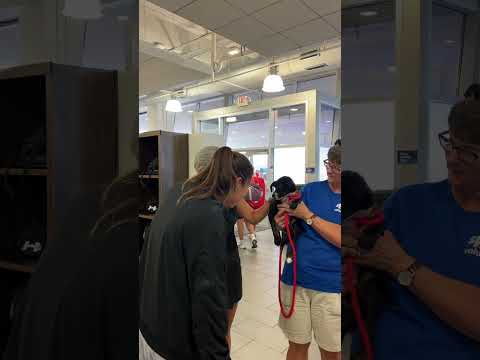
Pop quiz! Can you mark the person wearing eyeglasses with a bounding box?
[343,100,480,360]
[274,145,342,360]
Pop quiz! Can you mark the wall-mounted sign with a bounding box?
[306,167,316,174]
[397,150,418,164]
[236,95,251,107]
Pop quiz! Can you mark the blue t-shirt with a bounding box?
[281,181,341,293]
[374,180,480,359]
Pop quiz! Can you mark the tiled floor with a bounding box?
[232,228,322,359]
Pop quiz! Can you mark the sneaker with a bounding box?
[239,240,249,249]
[249,234,257,249]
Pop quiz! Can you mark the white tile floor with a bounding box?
[232,229,322,359]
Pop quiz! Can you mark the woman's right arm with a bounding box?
[184,214,231,360]
[236,198,270,225]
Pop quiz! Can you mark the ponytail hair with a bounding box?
[178,146,253,205]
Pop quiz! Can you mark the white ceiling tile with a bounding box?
[225,0,280,14]
[302,0,340,16]
[323,11,340,32]
[177,0,244,30]
[216,16,275,44]
[246,33,299,57]
[147,0,195,13]
[282,18,338,47]
[253,0,318,33]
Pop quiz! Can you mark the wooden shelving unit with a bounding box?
[0,258,36,274]
[0,168,48,176]
[138,130,189,250]
[0,63,118,353]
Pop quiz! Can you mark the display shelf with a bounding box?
[0,168,48,176]
[0,257,36,274]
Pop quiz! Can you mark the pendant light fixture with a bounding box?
[262,64,285,93]
[165,99,183,113]
[62,0,103,20]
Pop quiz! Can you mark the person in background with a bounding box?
[238,171,266,250]
[464,83,479,102]
[343,100,480,359]
[275,145,342,360]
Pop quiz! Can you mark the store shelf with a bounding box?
[0,168,48,176]
[139,130,160,138]
[139,214,155,220]
[0,257,37,274]
[139,174,159,179]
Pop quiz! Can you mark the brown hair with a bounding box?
[178,147,253,205]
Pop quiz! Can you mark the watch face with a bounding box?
[398,271,413,286]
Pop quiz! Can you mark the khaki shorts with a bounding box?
[278,282,341,352]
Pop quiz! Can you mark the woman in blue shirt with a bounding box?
[343,100,480,359]
[275,145,342,360]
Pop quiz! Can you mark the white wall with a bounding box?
[343,101,395,190]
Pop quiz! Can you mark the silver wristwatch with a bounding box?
[397,260,422,287]
[305,214,317,226]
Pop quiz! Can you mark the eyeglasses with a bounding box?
[323,159,341,171]
[438,130,479,164]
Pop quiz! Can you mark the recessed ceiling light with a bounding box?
[387,65,397,72]
[226,116,237,123]
[360,10,378,17]
[228,48,240,56]
[187,110,194,113]
[302,131,306,136]
[290,108,299,112]
[275,126,279,129]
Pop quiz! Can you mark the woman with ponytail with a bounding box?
[139,147,254,360]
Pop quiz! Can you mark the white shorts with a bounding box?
[278,283,341,352]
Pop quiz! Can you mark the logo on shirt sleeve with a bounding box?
[334,203,341,213]
[465,236,480,257]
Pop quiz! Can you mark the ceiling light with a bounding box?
[187,110,194,113]
[360,10,378,17]
[226,116,237,123]
[302,131,306,136]
[165,99,182,113]
[62,0,103,19]
[262,65,285,93]
[228,48,240,56]
[290,108,299,112]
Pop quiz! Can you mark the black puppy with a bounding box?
[341,171,390,359]
[268,177,303,258]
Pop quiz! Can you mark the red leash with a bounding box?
[344,257,374,360]
[278,213,297,318]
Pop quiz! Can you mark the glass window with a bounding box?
[319,105,335,146]
[431,5,465,101]
[200,119,220,134]
[274,104,306,147]
[225,111,270,150]
[274,147,306,185]
[342,1,396,99]
[139,111,148,133]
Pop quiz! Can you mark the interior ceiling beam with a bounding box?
[140,39,212,74]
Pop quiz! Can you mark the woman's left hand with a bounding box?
[277,201,313,221]
[352,230,415,276]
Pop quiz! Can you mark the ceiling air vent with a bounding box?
[300,49,320,61]
[305,63,328,71]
